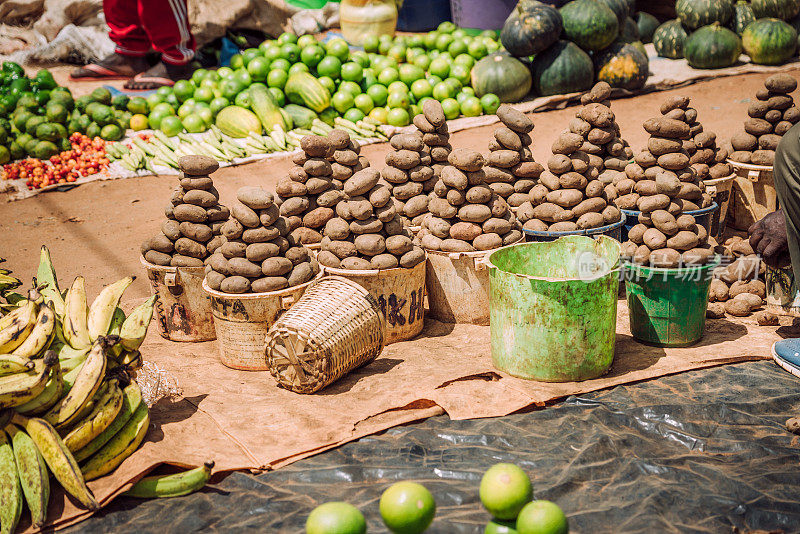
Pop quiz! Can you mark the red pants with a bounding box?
[104,0,195,65]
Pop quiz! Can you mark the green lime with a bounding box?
[267,69,289,89]
[221,78,245,99]
[480,464,532,520]
[277,32,298,44]
[318,76,336,94]
[424,31,440,50]
[234,90,251,108]
[91,86,113,104]
[210,97,229,115]
[485,519,518,534]
[191,68,207,86]
[233,68,252,86]
[435,33,454,52]
[354,93,374,114]
[46,103,68,124]
[297,34,317,48]
[247,57,270,81]
[432,81,452,101]
[129,114,149,131]
[259,39,275,51]
[480,29,498,39]
[412,54,431,71]
[363,34,380,53]
[379,481,435,533]
[456,91,471,106]
[387,44,406,63]
[280,43,301,63]
[387,91,410,109]
[331,91,354,114]
[448,39,468,57]
[229,54,244,70]
[242,48,262,64]
[486,38,501,52]
[270,58,291,72]
[460,86,475,96]
[193,86,214,103]
[429,57,450,79]
[343,108,365,122]
[444,77,463,94]
[468,40,488,59]
[366,84,388,107]
[426,74,443,86]
[148,110,167,130]
[199,78,217,91]
[160,115,183,136]
[441,98,460,119]
[407,33,425,48]
[196,106,213,126]
[454,53,476,69]
[377,67,399,86]
[152,102,175,116]
[182,114,206,133]
[316,55,342,79]
[387,81,408,95]
[203,69,219,82]
[378,37,393,55]
[156,85,173,98]
[341,62,363,83]
[350,50,370,68]
[516,501,568,534]
[368,106,388,124]
[449,64,471,85]
[339,81,361,97]
[177,102,195,118]
[262,45,281,64]
[216,66,234,78]
[301,44,325,67]
[289,63,309,76]
[326,37,351,62]
[480,93,501,114]
[268,87,285,107]
[398,64,425,86]
[410,79,433,100]
[438,21,456,33]
[305,502,366,534]
[360,68,377,91]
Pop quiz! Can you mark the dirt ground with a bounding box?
[3,68,800,301]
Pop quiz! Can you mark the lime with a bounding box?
[377,67,399,86]
[480,93,501,114]
[369,106,388,124]
[387,92,410,109]
[193,86,214,103]
[331,91,355,114]
[341,62,363,83]
[216,66,234,79]
[427,74,443,87]
[366,84,388,107]
[270,58,291,72]
[143,93,162,111]
[387,45,406,63]
[182,114,206,133]
[289,63,310,76]
[156,85,173,98]
[305,502,366,534]
[210,97,229,115]
[407,33,425,48]
[196,107,214,126]
[412,54,431,71]
[386,82,408,96]
[350,50,370,68]
[221,78,245,99]
[379,55,399,71]
[480,29,498,39]
[410,79,433,100]
[480,464,532,520]
[191,68,207,86]
[0,146,9,165]
[486,39,501,52]
[441,98,460,119]
[360,68,377,91]
[516,501,568,534]
[203,69,220,82]
[468,40,488,59]
[268,87,285,107]
[424,31,440,50]
[301,44,325,68]
[456,91,471,106]
[448,39,468,57]
[280,43,301,63]
[148,110,167,129]
[267,69,289,89]
[242,48,262,64]
[363,34,380,53]
[317,56,342,79]
[485,519,518,534]
[354,93,374,114]
[326,37,351,62]
[153,102,176,116]
[199,78,217,91]
[453,28,468,39]
[379,481,435,533]
[454,53,476,69]
[46,103,68,124]
[262,45,281,64]
[233,68,252,86]
[277,32,298,44]
[160,115,183,136]
[450,64,471,85]
[398,64,425,86]
[178,102,195,118]
[460,86,475,96]
[318,76,336,94]
[378,37,393,55]
[344,108,365,122]
[91,86,113,104]
[259,39,275,51]
[432,82,452,101]
[247,57,270,81]
[234,90,251,108]
[438,21,456,33]
[339,81,361,97]
[444,77,463,94]
[229,54,244,70]
[297,34,317,48]
[435,33,454,52]
[429,57,450,79]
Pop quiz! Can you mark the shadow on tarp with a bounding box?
[67,360,800,533]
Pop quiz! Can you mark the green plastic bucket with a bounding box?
[623,257,721,347]
[486,236,621,382]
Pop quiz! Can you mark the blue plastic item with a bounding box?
[620,203,718,242]
[522,214,627,243]
[219,37,239,67]
[397,0,452,31]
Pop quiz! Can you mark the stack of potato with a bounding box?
[706,236,773,322]
[415,99,452,181]
[620,99,715,267]
[381,131,435,227]
[141,155,229,267]
[483,104,543,208]
[417,147,523,252]
[516,102,622,232]
[205,185,320,293]
[685,107,732,183]
[730,74,800,166]
[316,163,426,270]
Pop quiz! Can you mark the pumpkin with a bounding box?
[596,0,630,26]
[530,40,594,96]
[471,52,532,103]
[752,0,800,20]
[731,1,757,35]
[500,1,563,57]
[560,0,620,51]
[636,11,661,43]
[653,19,690,58]
[631,40,648,57]
[676,0,734,30]
[742,17,798,64]
[593,40,649,90]
[620,16,640,42]
[684,23,743,68]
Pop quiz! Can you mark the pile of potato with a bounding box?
[276,130,368,245]
[581,83,634,191]
[730,73,800,166]
[620,97,715,267]
[684,107,732,183]
[316,148,426,270]
[141,155,229,267]
[204,186,320,293]
[381,129,436,228]
[417,145,523,252]
[416,99,452,181]
[516,99,622,232]
[483,104,544,208]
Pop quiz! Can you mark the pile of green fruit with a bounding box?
[0,62,131,164]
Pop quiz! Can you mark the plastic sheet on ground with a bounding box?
[64,359,800,533]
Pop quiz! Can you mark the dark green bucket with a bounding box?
[487,236,621,382]
[623,257,721,347]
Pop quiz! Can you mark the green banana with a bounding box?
[0,352,58,409]
[0,428,22,534]
[63,277,91,350]
[107,308,127,359]
[74,381,142,463]
[11,303,56,358]
[14,361,63,416]
[60,353,88,376]
[123,460,214,499]
[64,379,123,453]
[119,295,157,351]
[87,277,134,341]
[44,340,107,429]
[36,246,65,317]
[81,401,149,481]
[11,413,98,510]
[0,298,38,354]
[7,425,49,528]
[0,354,34,377]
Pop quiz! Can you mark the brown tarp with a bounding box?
[29,299,787,532]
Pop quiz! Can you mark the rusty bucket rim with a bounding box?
[320,250,428,277]
[201,272,322,300]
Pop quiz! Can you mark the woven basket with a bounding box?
[265,276,385,394]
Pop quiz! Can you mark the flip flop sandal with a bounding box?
[69,63,134,81]
[124,73,175,91]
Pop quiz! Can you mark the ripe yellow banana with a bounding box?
[0,298,38,354]
[14,361,64,416]
[81,401,149,481]
[74,380,142,463]
[64,379,123,453]
[0,427,22,534]
[0,352,58,409]
[63,277,91,350]
[0,298,29,332]
[0,354,34,377]
[87,277,134,341]
[36,245,65,318]
[10,303,56,359]
[123,460,214,499]
[7,424,49,528]
[44,340,106,429]
[119,295,157,351]
[11,413,98,511]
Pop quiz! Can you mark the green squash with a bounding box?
[731,1,757,35]
[684,23,742,68]
[742,17,798,64]
[596,0,630,26]
[653,19,690,58]
[593,40,649,90]
[530,40,594,96]
[500,0,563,57]
[790,13,800,47]
[752,0,800,20]
[560,0,619,51]
[636,11,661,43]
[620,16,641,42]
[471,52,532,103]
[676,0,734,30]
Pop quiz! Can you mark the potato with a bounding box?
[637,194,671,213]
[429,197,458,218]
[748,279,766,298]
[615,193,640,210]
[458,203,492,223]
[513,161,543,178]
[390,132,424,152]
[765,73,797,94]
[399,247,426,268]
[706,302,726,318]
[728,280,751,298]
[487,150,521,168]
[317,189,345,208]
[179,222,213,243]
[602,205,621,224]
[303,158,333,177]
[572,197,606,217]
[209,253,232,276]
[386,150,421,170]
[367,253,398,270]
[341,256,373,270]
[427,217,452,239]
[643,117,690,139]
[245,242,279,263]
[226,257,261,278]
[231,202,260,228]
[350,217,383,234]
[284,247,309,266]
[413,114,436,133]
[494,127,522,150]
[408,165,434,183]
[447,188,466,206]
[404,195,430,218]
[354,234,386,256]
[665,230,699,251]
[649,248,681,268]
[182,189,218,208]
[774,121,793,135]
[260,256,293,277]
[657,152,690,171]
[664,109,686,121]
[284,262,313,287]
[421,233,443,250]
[383,235,411,256]
[325,240,357,260]
[588,127,614,145]
[635,151,658,168]
[482,217,513,235]
[174,237,207,259]
[317,250,341,268]
[660,95,689,114]
[759,134,782,151]
[341,168,378,197]
[628,224,648,245]
[441,166,469,190]
[550,221,578,232]
[375,202,398,223]
[220,276,250,294]
[220,240,247,259]
[441,238,475,252]
[748,101,769,118]
[647,137,683,156]
[744,118,773,137]
[448,148,485,171]
[576,212,604,229]
[324,217,351,240]
[709,279,730,302]
[768,95,793,110]
[470,233,500,250]
[430,146,451,162]
[300,135,332,157]
[173,204,208,223]
[546,189,583,208]
[578,103,614,127]
[533,202,572,223]
[147,233,175,254]
[348,197,374,220]
[551,132,584,154]
[242,226,280,244]
[751,150,775,166]
[450,221,483,241]
[144,249,172,266]
[496,104,533,132]
[642,228,667,250]
[784,106,800,122]
[725,298,754,316]
[302,207,334,229]
[548,154,572,174]
[635,180,658,196]
[755,311,779,326]
[559,172,588,190]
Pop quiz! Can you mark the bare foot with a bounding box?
[124,62,193,90]
[70,53,148,80]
